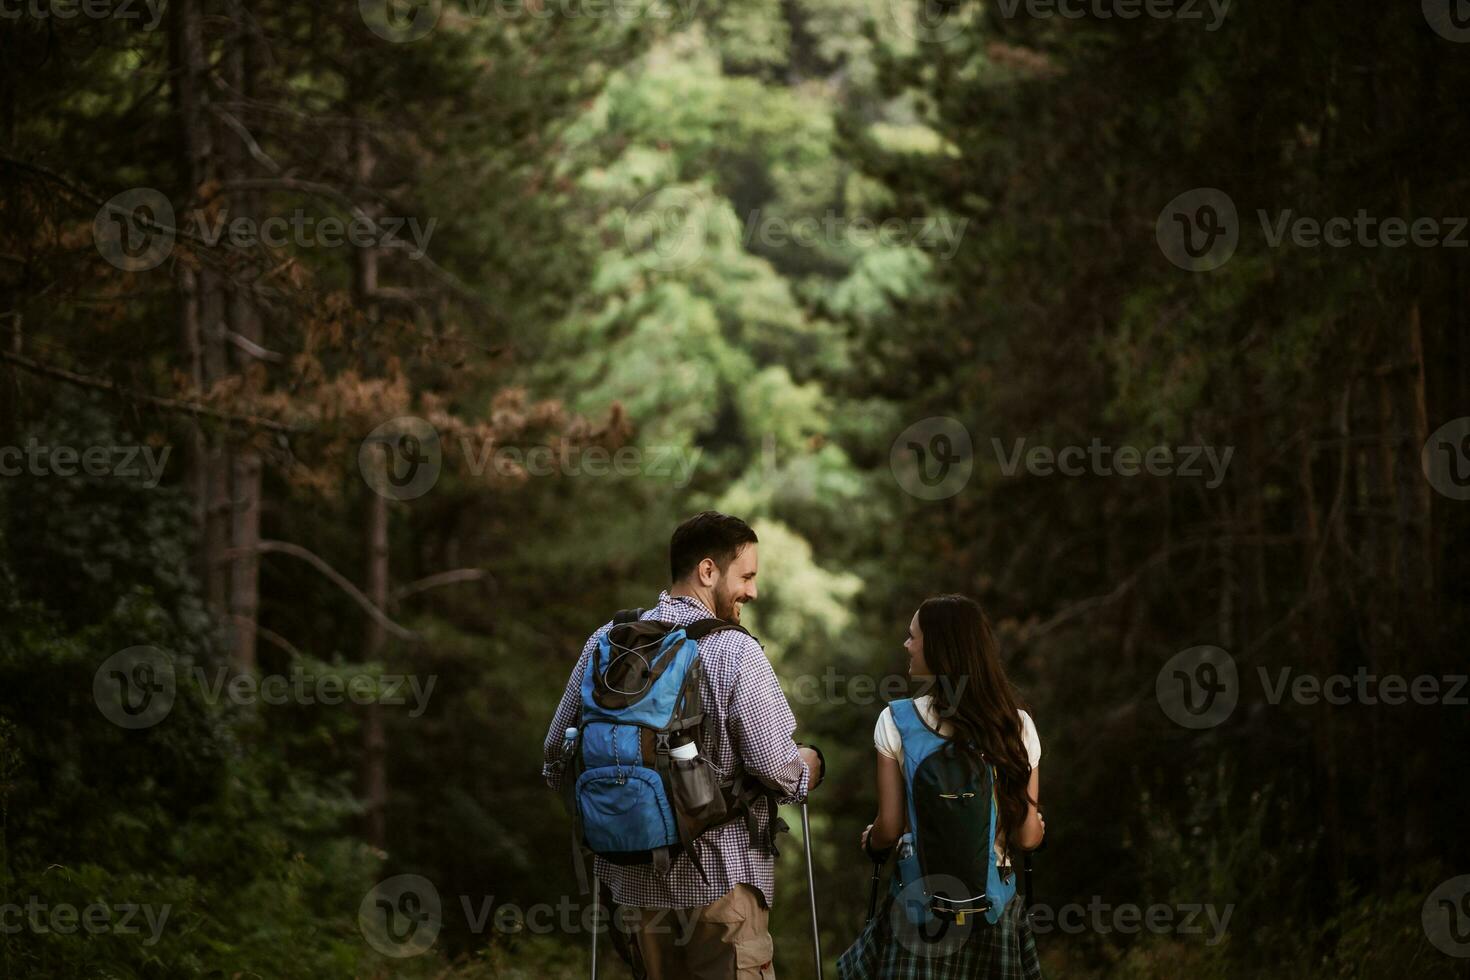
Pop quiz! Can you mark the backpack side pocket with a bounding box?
[671,756,728,832]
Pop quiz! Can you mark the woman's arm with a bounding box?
[1014,766,1045,850]
[861,751,907,853]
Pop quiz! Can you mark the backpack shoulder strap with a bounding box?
[682,617,751,642]
[661,618,745,734]
[889,697,946,775]
[888,697,921,739]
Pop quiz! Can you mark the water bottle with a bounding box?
[561,727,580,778]
[668,735,716,813]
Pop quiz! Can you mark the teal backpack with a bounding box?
[889,697,1017,928]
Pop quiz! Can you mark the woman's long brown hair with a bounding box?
[916,594,1035,867]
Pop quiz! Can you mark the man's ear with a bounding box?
[697,557,719,588]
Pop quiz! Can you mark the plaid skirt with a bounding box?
[836,887,1043,980]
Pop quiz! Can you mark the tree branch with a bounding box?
[228,539,416,641]
[219,177,489,313]
[1011,538,1216,652]
[391,568,489,605]
[256,624,306,660]
[0,348,300,434]
[210,104,285,176]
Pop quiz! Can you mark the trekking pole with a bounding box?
[866,856,884,923]
[589,869,599,980]
[1023,831,1047,921]
[800,801,824,980]
[1023,851,1033,914]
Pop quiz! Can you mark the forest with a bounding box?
[2,0,1469,976]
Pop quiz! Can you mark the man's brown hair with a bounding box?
[669,511,758,583]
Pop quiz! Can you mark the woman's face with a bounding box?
[905,609,931,677]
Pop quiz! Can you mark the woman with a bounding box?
[838,594,1045,980]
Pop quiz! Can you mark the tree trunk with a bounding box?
[222,0,262,671]
[354,104,390,849]
[363,491,390,849]
[171,0,232,622]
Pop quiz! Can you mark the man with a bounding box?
[543,510,824,980]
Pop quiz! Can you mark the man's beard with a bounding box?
[714,590,740,622]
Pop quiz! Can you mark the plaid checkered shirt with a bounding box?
[542,590,811,910]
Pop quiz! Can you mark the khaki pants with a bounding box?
[634,883,776,980]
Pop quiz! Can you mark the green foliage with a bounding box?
[0,478,376,977]
[5,0,1469,977]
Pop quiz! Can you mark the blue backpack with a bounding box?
[890,697,1016,928]
[559,608,786,888]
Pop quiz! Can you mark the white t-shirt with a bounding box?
[873,695,1041,866]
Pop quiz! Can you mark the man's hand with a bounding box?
[798,746,824,791]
